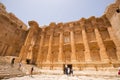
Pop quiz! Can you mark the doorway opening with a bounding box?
[26,59,31,64]
[63,64,72,74]
[67,64,72,69]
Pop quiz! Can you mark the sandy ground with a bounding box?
[2,74,120,80]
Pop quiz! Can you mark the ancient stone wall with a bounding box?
[0,1,120,71]
[105,0,120,41]
[19,15,120,70]
[0,3,27,57]
[19,21,41,64]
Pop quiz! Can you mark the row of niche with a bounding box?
[40,41,117,62]
[42,29,111,46]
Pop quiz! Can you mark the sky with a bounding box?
[0,0,115,27]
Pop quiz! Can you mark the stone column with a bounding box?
[82,27,92,62]
[19,21,39,63]
[107,27,120,61]
[24,29,32,46]
[46,32,53,63]
[1,44,7,56]
[0,44,5,56]
[36,31,44,65]
[94,27,109,62]
[19,28,32,61]
[70,30,76,62]
[19,45,27,61]
[58,32,63,62]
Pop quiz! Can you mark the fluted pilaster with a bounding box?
[82,27,92,62]
[107,27,120,61]
[19,28,32,61]
[1,44,7,56]
[46,32,53,63]
[58,32,63,62]
[36,32,44,65]
[94,27,109,62]
[70,30,76,62]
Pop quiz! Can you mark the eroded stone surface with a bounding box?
[0,3,27,57]
[19,15,120,70]
[105,0,120,41]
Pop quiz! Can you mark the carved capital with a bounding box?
[63,31,70,36]
[79,18,86,25]
[28,20,39,28]
[57,22,63,27]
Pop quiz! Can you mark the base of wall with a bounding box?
[14,57,120,71]
[36,61,120,71]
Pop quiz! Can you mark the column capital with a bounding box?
[81,24,86,30]
[28,20,39,28]
[59,29,64,33]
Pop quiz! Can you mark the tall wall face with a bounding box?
[19,15,120,70]
[0,1,120,70]
[19,21,41,64]
[0,3,27,56]
[105,0,120,41]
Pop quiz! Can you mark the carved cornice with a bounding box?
[44,26,54,32]
[96,18,105,26]
[101,15,111,27]
[84,19,94,32]
[0,3,6,10]
[86,19,92,26]
[90,16,97,26]
[74,21,80,26]
[63,23,70,32]
[79,18,86,30]
[28,21,39,29]
[49,22,56,29]
[57,22,63,27]
[69,23,75,31]
[105,0,120,20]
[79,18,86,25]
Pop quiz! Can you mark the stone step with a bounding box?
[0,64,25,79]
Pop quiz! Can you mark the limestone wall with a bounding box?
[105,0,120,41]
[0,3,27,57]
[19,21,41,64]
[0,1,120,70]
[19,15,120,70]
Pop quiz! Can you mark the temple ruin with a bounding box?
[0,0,120,71]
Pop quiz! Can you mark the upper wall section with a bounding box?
[105,0,120,20]
[105,0,120,41]
[0,3,27,30]
[0,3,28,56]
[40,15,111,31]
